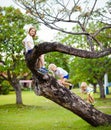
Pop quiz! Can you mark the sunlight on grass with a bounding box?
[0,88,111,130]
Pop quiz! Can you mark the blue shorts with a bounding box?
[27,49,33,54]
[63,74,69,79]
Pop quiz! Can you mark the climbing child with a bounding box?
[80,82,95,105]
[48,63,73,90]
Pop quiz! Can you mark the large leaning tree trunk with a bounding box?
[25,42,111,127]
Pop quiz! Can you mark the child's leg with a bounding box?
[90,92,94,103]
[35,55,44,69]
[57,78,69,88]
[86,94,90,103]
[61,78,72,88]
[89,94,94,104]
[57,79,64,86]
[35,54,48,75]
[39,54,45,68]
[87,94,94,104]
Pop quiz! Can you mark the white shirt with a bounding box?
[22,34,34,53]
[86,87,94,94]
[54,67,68,78]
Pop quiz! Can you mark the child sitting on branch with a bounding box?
[22,25,48,75]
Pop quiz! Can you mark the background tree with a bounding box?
[0,6,39,104]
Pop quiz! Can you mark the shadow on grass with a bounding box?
[0,103,50,110]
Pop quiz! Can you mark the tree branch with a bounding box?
[33,42,111,59]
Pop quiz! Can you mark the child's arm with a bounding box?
[27,41,33,48]
[49,71,55,77]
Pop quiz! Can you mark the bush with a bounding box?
[0,81,11,95]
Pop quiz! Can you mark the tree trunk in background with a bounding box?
[98,80,105,98]
[14,83,23,104]
[11,80,23,104]
[93,84,97,93]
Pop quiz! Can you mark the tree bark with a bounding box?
[93,84,97,93]
[98,80,105,98]
[11,80,23,104]
[25,43,111,127]
[7,70,23,104]
[14,83,23,104]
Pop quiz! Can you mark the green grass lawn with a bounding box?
[0,88,111,130]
